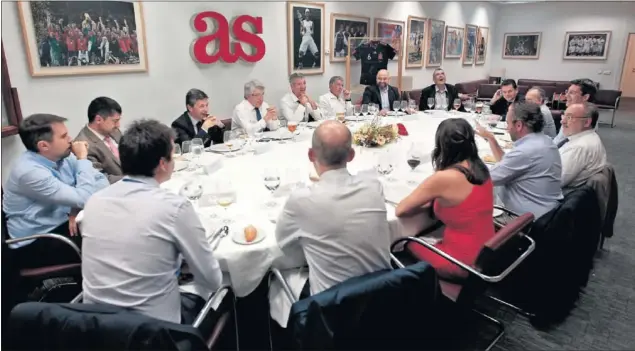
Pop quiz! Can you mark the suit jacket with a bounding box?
[585,163,618,238]
[75,126,123,184]
[171,112,225,148]
[362,85,400,111]
[418,84,465,112]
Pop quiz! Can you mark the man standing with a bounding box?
[418,68,466,111]
[3,114,109,268]
[172,89,225,147]
[524,87,557,138]
[280,73,322,122]
[75,97,124,183]
[318,76,352,114]
[362,69,400,116]
[476,102,562,219]
[232,80,280,134]
[490,79,522,119]
[558,102,606,189]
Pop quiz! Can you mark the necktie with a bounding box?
[255,108,262,121]
[104,136,119,159]
[196,120,203,132]
[557,138,570,148]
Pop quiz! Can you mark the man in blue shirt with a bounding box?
[3,114,109,268]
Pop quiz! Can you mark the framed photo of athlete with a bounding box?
[17,1,148,77]
[405,16,425,68]
[287,1,325,75]
[503,32,541,59]
[374,18,405,58]
[330,13,370,63]
[463,24,478,65]
[444,26,464,59]
[563,31,611,60]
[475,26,489,65]
[425,18,445,68]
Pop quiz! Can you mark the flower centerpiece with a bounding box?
[352,116,399,147]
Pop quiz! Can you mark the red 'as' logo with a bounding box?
[191,11,266,64]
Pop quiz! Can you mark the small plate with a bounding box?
[232,225,267,245]
[207,140,245,153]
[174,160,188,171]
[493,208,504,217]
[307,121,322,128]
[388,111,406,117]
[345,115,371,122]
[262,130,293,140]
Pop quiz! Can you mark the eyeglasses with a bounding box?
[563,114,589,122]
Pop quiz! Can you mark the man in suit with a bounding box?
[362,69,400,116]
[490,79,523,119]
[172,89,225,147]
[75,96,124,184]
[418,68,466,112]
[275,120,391,298]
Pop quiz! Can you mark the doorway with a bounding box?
[619,33,635,98]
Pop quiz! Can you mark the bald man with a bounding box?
[275,121,391,297]
[525,87,557,138]
[361,69,401,116]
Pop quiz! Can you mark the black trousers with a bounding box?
[13,221,82,269]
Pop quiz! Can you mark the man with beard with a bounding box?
[361,69,400,116]
[3,114,109,269]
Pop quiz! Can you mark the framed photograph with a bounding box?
[17,1,148,77]
[405,16,425,68]
[503,32,541,59]
[425,19,445,68]
[444,26,464,59]
[287,1,324,75]
[475,26,489,65]
[463,24,477,65]
[2,43,24,138]
[563,31,611,60]
[330,13,370,63]
[374,18,405,58]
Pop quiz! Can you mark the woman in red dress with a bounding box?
[396,118,495,278]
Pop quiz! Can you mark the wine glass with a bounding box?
[362,104,369,115]
[216,179,236,224]
[406,143,422,185]
[191,138,204,168]
[287,121,298,142]
[278,120,288,144]
[401,100,408,112]
[179,178,204,207]
[182,141,194,171]
[393,100,401,113]
[427,97,435,110]
[376,150,395,182]
[464,99,474,117]
[262,168,281,208]
[223,131,237,157]
[475,101,484,114]
[440,98,448,111]
[453,98,461,113]
[354,104,362,117]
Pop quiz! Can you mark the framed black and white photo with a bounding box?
[563,31,611,60]
[17,1,148,77]
[287,1,324,75]
[503,32,541,59]
[330,13,370,63]
[425,18,445,68]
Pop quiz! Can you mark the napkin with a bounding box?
[397,123,409,136]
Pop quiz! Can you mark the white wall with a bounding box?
[0,1,497,183]
[491,1,635,89]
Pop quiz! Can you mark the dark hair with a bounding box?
[500,79,517,89]
[570,78,597,102]
[432,118,489,185]
[119,119,175,177]
[185,89,208,107]
[510,101,544,133]
[87,97,122,123]
[18,114,68,152]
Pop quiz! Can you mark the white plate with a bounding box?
[207,140,245,153]
[493,208,504,217]
[174,160,188,171]
[307,121,322,128]
[262,130,293,140]
[388,111,406,117]
[232,225,267,245]
[345,115,372,121]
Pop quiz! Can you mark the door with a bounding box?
[619,33,635,98]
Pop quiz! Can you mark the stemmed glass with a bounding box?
[278,120,288,144]
[362,104,369,116]
[262,168,281,208]
[427,97,435,110]
[179,178,204,207]
[401,100,408,113]
[191,138,204,168]
[216,179,236,225]
[406,143,422,186]
[287,121,298,142]
[173,144,182,159]
[393,100,401,113]
[464,98,474,118]
[354,104,362,117]
[475,101,484,114]
[376,150,395,182]
[182,141,194,171]
[440,98,448,111]
[453,98,462,113]
[223,131,237,157]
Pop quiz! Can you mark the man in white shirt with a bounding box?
[553,78,597,145]
[558,102,607,189]
[525,87,557,138]
[276,120,391,296]
[81,119,223,325]
[280,72,322,123]
[232,79,280,134]
[318,76,352,115]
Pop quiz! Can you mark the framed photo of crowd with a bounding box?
[503,32,541,59]
[405,16,426,68]
[563,31,611,60]
[287,1,325,75]
[17,1,148,77]
[329,13,370,63]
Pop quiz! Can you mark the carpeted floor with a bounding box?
[488,98,635,351]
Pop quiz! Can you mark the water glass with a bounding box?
[215,179,236,224]
[376,150,395,182]
[453,98,461,112]
[223,131,237,157]
[173,144,182,159]
[401,100,408,112]
[354,104,362,116]
[278,120,288,144]
[427,97,435,110]
[262,168,281,208]
[362,104,369,115]
[182,141,194,170]
[191,138,204,168]
[393,100,401,112]
[409,99,418,112]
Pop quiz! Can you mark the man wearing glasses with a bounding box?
[553,78,597,145]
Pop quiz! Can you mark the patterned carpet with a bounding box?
[485,98,635,351]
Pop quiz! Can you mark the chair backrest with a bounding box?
[7,302,209,350]
[594,89,622,108]
[517,85,530,97]
[477,84,499,99]
[407,89,422,104]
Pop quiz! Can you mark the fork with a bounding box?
[211,226,229,250]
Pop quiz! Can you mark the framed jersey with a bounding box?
[352,41,396,85]
[287,1,325,75]
[329,13,370,63]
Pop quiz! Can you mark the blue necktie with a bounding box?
[255,108,262,121]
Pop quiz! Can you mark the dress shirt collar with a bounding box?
[122,175,160,187]
[567,129,595,141]
[87,124,107,141]
[328,91,341,100]
[378,85,388,92]
[513,132,543,147]
[27,150,65,170]
[188,113,200,129]
[318,167,350,181]
[435,84,447,93]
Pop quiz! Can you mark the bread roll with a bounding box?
[244,225,257,242]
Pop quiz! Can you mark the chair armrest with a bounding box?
[615,96,621,110]
[193,285,231,329]
[390,235,535,283]
[71,292,83,303]
[5,233,81,259]
[271,267,298,304]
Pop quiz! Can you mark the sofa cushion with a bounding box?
[477,84,499,100]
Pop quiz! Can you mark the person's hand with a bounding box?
[201,116,217,131]
[343,89,351,100]
[71,141,89,159]
[265,107,277,121]
[474,124,494,140]
[379,109,388,116]
[491,89,502,102]
[68,215,79,237]
[308,98,318,110]
[298,94,309,105]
